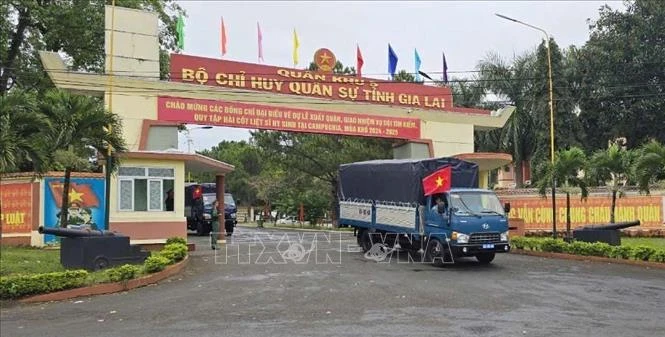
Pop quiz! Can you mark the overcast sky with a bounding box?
[175,0,624,152]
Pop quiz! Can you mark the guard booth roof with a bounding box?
[337,157,479,204]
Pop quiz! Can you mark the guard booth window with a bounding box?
[118,166,175,212]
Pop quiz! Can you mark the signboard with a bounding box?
[168,54,472,113]
[158,96,422,140]
[0,183,33,233]
[501,194,665,230]
[43,178,106,244]
[314,48,336,73]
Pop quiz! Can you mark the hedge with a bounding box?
[106,264,142,282]
[0,270,89,300]
[511,237,665,263]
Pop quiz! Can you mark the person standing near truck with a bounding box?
[210,200,220,249]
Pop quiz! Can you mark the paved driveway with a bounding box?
[2,227,664,337]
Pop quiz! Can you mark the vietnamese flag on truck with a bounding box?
[422,166,452,196]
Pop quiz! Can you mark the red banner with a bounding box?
[168,54,488,114]
[500,194,665,230]
[0,183,33,233]
[157,96,422,140]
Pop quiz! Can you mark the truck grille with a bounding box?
[469,232,500,244]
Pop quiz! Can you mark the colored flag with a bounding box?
[257,22,264,62]
[422,166,452,196]
[220,17,227,56]
[48,182,100,208]
[292,28,300,65]
[442,51,449,84]
[176,14,185,50]
[388,44,398,79]
[419,71,433,81]
[414,49,422,82]
[356,45,364,77]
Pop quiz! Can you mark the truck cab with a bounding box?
[185,183,237,236]
[425,188,511,263]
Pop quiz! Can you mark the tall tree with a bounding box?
[0,90,47,174]
[1,0,185,95]
[588,143,635,223]
[576,0,665,149]
[39,90,127,227]
[477,50,538,187]
[634,139,665,194]
[536,147,589,237]
[308,61,355,75]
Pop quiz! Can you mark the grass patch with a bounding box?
[621,237,665,250]
[0,246,64,276]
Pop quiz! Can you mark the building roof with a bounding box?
[118,150,235,174]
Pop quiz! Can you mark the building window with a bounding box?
[118,166,175,212]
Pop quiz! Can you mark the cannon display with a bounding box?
[572,220,640,246]
[39,226,150,271]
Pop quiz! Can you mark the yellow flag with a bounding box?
[292,28,300,65]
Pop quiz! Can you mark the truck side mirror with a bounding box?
[504,202,511,214]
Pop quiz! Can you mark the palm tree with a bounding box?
[536,147,589,238]
[588,144,635,223]
[634,139,665,195]
[0,90,48,174]
[38,90,127,227]
[477,51,538,187]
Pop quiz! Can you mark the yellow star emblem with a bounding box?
[435,176,445,187]
[70,188,84,203]
[319,52,332,65]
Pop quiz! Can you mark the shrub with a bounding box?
[540,239,566,253]
[608,246,633,259]
[161,243,188,263]
[511,237,527,249]
[0,270,88,300]
[144,255,170,273]
[165,237,187,246]
[649,249,665,263]
[630,246,656,261]
[106,264,141,282]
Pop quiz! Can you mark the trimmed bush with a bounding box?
[0,270,88,300]
[631,246,656,261]
[144,255,170,273]
[106,264,141,282]
[608,246,633,259]
[165,237,187,246]
[540,238,566,253]
[649,250,665,263]
[161,243,188,263]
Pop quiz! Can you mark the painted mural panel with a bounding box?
[0,183,33,234]
[43,177,106,244]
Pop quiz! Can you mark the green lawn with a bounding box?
[621,237,665,250]
[0,246,64,276]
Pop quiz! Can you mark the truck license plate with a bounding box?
[482,244,495,249]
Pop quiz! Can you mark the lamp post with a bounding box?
[496,13,557,239]
[180,125,213,182]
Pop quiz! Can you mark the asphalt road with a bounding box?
[1,227,664,337]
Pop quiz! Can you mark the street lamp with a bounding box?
[496,13,558,239]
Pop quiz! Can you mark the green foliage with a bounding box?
[630,246,656,261]
[649,250,665,263]
[308,61,355,75]
[393,70,421,83]
[633,140,665,194]
[0,246,64,276]
[160,243,188,263]
[105,264,141,282]
[539,238,567,253]
[144,255,170,273]
[608,246,633,259]
[0,90,48,173]
[165,237,187,246]
[0,270,88,300]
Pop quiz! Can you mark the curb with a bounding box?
[511,249,665,270]
[19,256,190,304]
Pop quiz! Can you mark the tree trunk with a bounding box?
[610,190,617,223]
[1,8,31,96]
[514,160,524,188]
[566,192,571,239]
[59,168,72,228]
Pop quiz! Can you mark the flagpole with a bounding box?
[104,0,116,230]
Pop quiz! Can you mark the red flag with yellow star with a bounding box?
[48,181,100,208]
[422,166,452,196]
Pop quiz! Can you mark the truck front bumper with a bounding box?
[451,243,510,256]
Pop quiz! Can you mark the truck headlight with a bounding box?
[453,232,469,244]
[501,231,509,242]
[230,213,236,218]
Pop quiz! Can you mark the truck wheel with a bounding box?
[476,252,495,264]
[196,221,205,236]
[359,230,373,253]
[93,257,109,270]
[425,239,450,267]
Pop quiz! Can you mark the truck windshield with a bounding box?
[449,191,504,216]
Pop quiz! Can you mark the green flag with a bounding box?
[176,14,185,50]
